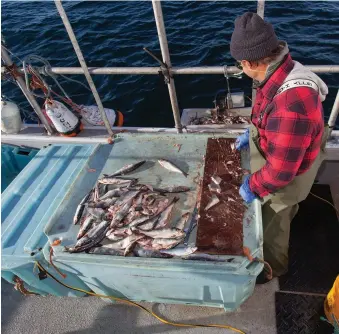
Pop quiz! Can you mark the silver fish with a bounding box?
[160,246,197,256]
[138,228,185,239]
[98,177,137,185]
[75,220,110,247]
[99,189,123,200]
[88,247,124,256]
[79,190,93,205]
[105,160,146,177]
[155,201,177,230]
[73,204,86,225]
[77,216,95,240]
[153,186,190,193]
[176,212,190,230]
[104,234,144,250]
[124,241,137,256]
[133,247,172,258]
[137,215,159,231]
[87,207,105,219]
[110,199,133,228]
[129,215,153,228]
[158,159,188,177]
[205,195,220,211]
[151,238,183,250]
[88,198,117,209]
[67,222,110,253]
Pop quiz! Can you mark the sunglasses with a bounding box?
[236,61,243,70]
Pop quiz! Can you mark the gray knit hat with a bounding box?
[230,12,279,61]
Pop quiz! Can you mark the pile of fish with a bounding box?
[190,114,249,126]
[64,159,198,258]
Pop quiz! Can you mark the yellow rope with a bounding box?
[35,261,245,333]
[309,192,339,215]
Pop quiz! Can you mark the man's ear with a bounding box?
[244,60,258,70]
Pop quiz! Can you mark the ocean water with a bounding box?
[1,1,339,128]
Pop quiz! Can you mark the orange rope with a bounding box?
[243,247,273,280]
[49,241,67,279]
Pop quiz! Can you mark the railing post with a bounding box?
[54,0,114,137]
[152,0,183,133]
[1,45,54,135]
[328,89,339,136]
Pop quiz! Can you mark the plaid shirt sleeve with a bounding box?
[249,88,318,198]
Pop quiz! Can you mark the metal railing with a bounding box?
[1,0,339,135]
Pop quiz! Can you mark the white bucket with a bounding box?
[1,101,23,134]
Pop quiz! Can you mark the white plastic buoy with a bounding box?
[1,100,23,134]
[79,105,117,127]
[45,100,82,136]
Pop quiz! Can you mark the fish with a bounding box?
[151,238,183,250]
[88,247,124,256]
[99,189,124,200]
[154,199,178,229]
[136,236,153,248]
[65,227,108,253]
[116,190,140,206]
[105,230,127,241]
[133,247,173,258]
[137,215,160,231]
[105,161,146,177]
[158,159,188,177]
[175,212,190,230]
[98,177,137,186]
[153,186,190,193]
[87,207,105,219]
[75,220,110,247]
[104,234,144,250]
[159,246,197,257]
[88,198,117,209]
[129,215,154,228]
[73,204,86,225]
[77,216,95,240]
[124,241,137,256]
[211,176,222,185]
[79,190,93,205]
[137,228,185,239]
[205,195,220,211]
[110,199,134,228]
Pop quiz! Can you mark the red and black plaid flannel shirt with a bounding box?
[249,54,324,198]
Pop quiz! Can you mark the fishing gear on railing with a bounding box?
[22,55,124,134]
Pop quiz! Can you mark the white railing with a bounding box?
[1,0,339,135]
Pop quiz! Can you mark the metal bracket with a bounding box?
[143,47,172,84]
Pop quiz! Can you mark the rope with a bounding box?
[310,191,339,216]
[13,276,38,296]
[34,261,245,333]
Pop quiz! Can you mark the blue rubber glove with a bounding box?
[235,128,249,150]
[239,175,257,204]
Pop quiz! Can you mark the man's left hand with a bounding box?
[239,175,257,204]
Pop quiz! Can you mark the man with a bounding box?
[230,12,328,281]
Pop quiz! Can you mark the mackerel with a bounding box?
[77,216,95,240]
[110,199,133,228]
[138,228,185,239]
[176,212,190,230]
[158,159,188,177]
[98,177,137,186]
[151,238,183,250]
[153,186,190,193]
[105,160,146,177]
